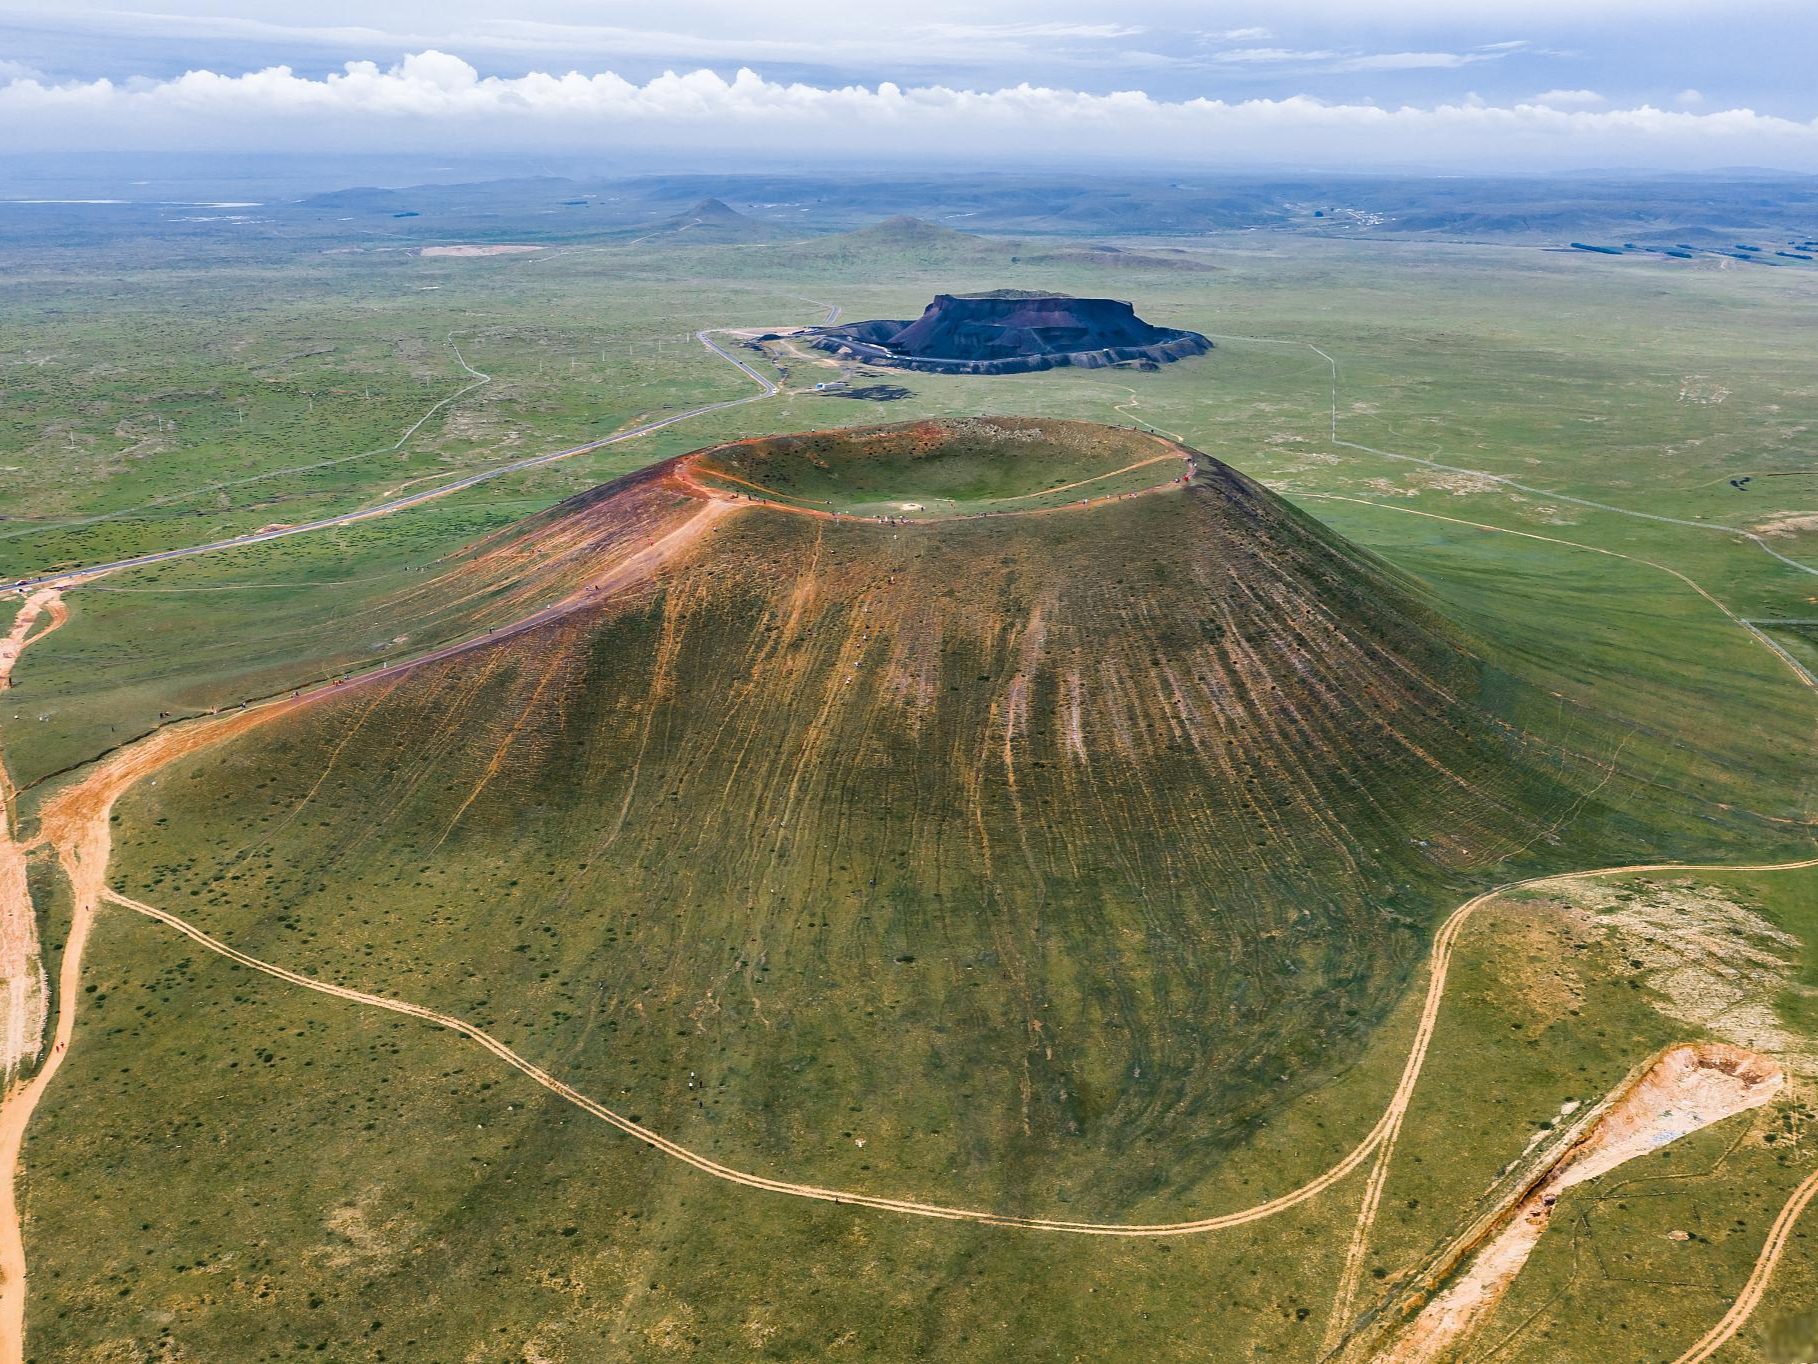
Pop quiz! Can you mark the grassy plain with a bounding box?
[5,220,1818,1361]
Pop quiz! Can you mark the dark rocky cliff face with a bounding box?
[806,292,1212,374]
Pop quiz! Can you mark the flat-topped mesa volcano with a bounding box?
[109,418,1640,1235]
[805,290,1212,374]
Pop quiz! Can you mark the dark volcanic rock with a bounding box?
[805,291,1211,374]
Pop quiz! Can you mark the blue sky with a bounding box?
[2,1,1815,170]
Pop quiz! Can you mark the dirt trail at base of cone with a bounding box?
[68,852,1818,1241]
[0,585,89,1364]
[86,862,1816,1245]
[0,694,281,1362]
[1299,487,1818,1359]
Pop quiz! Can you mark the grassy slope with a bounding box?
[104,442,1632,1191]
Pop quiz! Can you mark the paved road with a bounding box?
[3,312,831,594]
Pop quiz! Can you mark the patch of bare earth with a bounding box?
[1679,375,1731,404]
[306,1188,420,1272]
[1467,902,1591,1037]
[0,590,67,1080]
[1415,469,1505,497]
[1378,1043,1784,1363]
[419,245,543,258]
[1546,877,1814,1070]
[1755,512,1818,538]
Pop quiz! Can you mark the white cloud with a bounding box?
[1330,49,1513,71]
[1,52,1813,169]
[1202,47,1340,65]
[1532,88,1604,107]
[1676,88,1705,106]
[1197,41,1526,73]
[0,10,1152,74]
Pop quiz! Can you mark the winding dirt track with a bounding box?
[32,685,1818,1242]
[0,591,68,1075]
[75,863,1818,1241]
[1673,1161,1818,1362]
[0,318,804,596]
[0,588,77,1364]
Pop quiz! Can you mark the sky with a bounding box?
[2,1,1816,173]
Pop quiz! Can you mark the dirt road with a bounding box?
[1298,490,1818,1353]
[0,590,68,1084]
[0,315,812,596]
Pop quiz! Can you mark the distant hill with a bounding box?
[794,215,999,265]
[636,197,797,243]
[1008,243,1218,273]
[126,170,1818,253]
[792,218,1221,276]
[844,215,980,247]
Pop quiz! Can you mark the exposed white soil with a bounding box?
[419,244,543,257]
[1549,878,1813,1069]
[1384,1043,1784,1364]
[1755,512,1818,538]
[1678,375,1731,404]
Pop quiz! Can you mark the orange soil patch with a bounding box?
[0,590,68,1085]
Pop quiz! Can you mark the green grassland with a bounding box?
[6,219,1818,1362]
